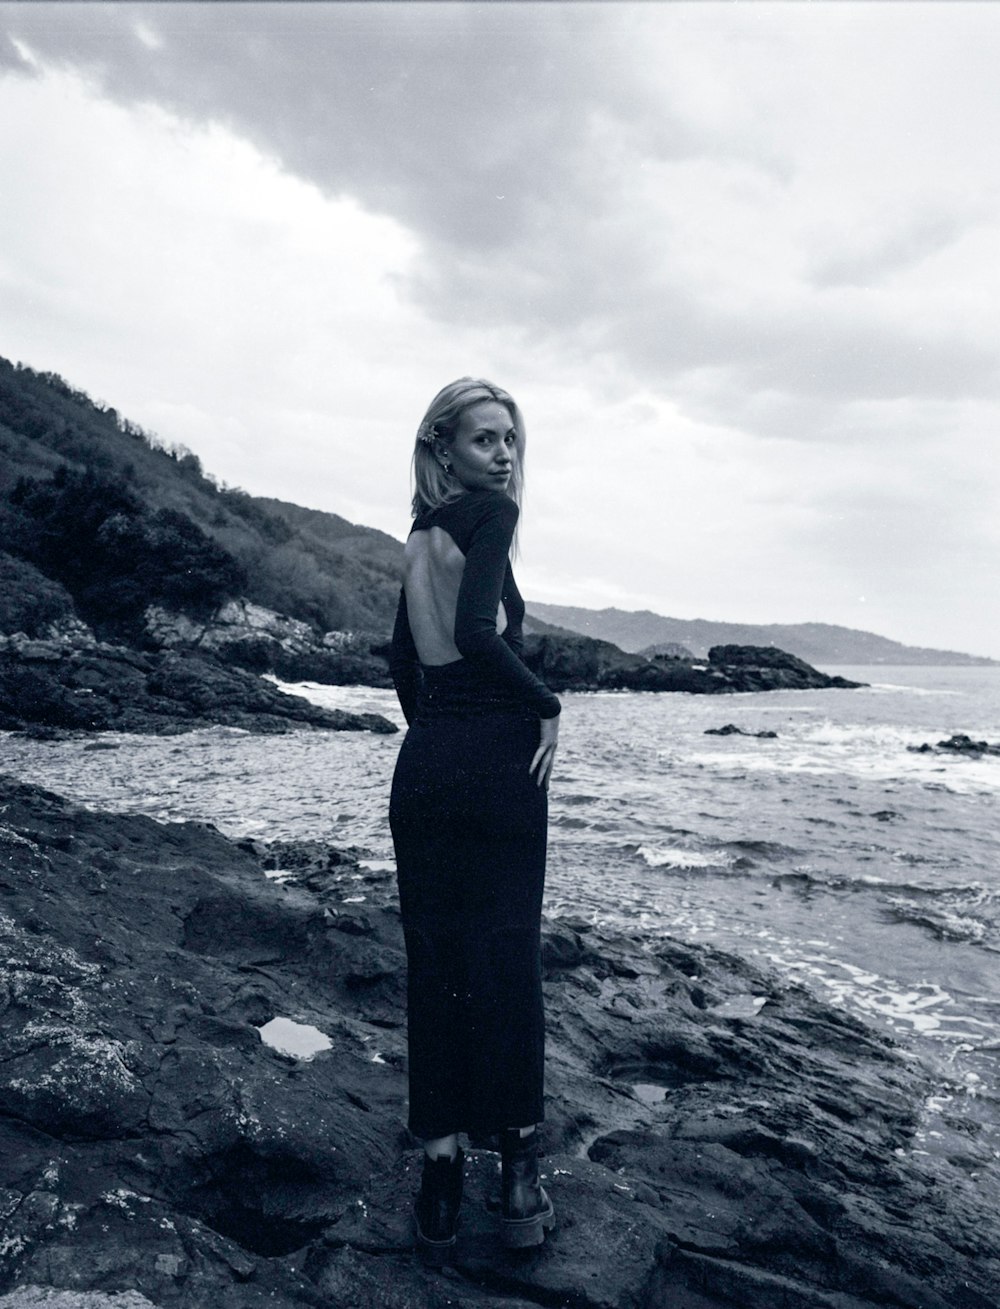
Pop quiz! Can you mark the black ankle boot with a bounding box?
[414,1146,464,1261]
[500,1128,555,1248]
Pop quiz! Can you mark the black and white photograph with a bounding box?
[1,2,999,1305]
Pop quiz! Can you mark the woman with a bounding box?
[388,378,561,1258]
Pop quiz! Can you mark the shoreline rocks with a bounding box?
[144,602,392,689]
[523,635,865,694]
[909,733,1000,758]
[0,608,861,741]
[144,601,866,700]
[704,723,779,738]
[2,776,998,1307]
[0,630,396,736]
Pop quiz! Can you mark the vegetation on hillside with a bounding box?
[8,465,246,636]
[0,554,75,638]
[0,356,404,639]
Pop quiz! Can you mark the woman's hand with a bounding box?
[529,715,559,790]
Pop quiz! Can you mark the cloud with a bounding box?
[2,1,999,654]
[809,212,971,289]
[0,4,625,245]
[11,0,998,431]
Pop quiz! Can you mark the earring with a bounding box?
[442,461,452,475]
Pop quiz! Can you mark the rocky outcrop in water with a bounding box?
[522,635,864,694]
[1,776,997,1308]
[706,644,863,690]
[704,723,778,738]
[0,630,396,735]
[909,733,1000,758]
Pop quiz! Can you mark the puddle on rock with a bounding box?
[257,1016,332,1060]
[632,1082,667,1105]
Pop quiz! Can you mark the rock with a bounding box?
[0,778,406,1305]
[641,642,696,660]
[145,600,315,652]
[707,645,865,692]
[704,724,779,738]
[2,776,998,1307]
[522,633,727,693]
[522,635,865,695]
[144,602,392,688]
[0,640,396,736]
[0,1291,161,1308]
[909,733,1000,758]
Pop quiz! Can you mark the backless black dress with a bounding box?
[388,489,561,1139]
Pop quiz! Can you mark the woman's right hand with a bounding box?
[529,715,559,790]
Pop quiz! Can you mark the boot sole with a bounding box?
[414,1210,459,1265]
[501,1200,556,1249]
[415,1227,457,1265]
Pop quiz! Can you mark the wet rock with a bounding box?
[0,639,396,736]
[909,733,1000,757]
[1,776,998,1307]
[704,723,778,738]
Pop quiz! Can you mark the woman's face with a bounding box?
[442,400,517,494]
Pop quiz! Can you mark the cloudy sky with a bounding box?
[2,2,998,658]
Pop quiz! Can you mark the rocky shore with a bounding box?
[523,637,865,695]
[0,618,861,741]
[143,602,394,690]
[0,630,396,736]
[2,776,997,1308]
[142,602,866,698]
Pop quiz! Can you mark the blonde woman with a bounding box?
[389,378,560,1258]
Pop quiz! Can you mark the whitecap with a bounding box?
[861,683,965,698]
[635,844,735,870]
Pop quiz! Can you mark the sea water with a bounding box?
[3,665,998,1162]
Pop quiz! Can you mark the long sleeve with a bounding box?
[389,585,420,726]
[453,495,561,719]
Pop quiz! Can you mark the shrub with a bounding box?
[0,553,77,636]
[10,466,246,634]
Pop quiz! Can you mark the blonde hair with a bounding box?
[411,377,526,524]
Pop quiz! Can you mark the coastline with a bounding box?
[2,773,998,1307]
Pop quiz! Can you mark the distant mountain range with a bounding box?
[524,603,997,667]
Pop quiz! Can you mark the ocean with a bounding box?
[3,665,998,1171]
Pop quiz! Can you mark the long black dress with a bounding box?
[388,489,561,1140]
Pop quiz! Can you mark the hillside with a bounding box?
[2,355,987,670]
[0,356,404,640]
[525,603,996,667]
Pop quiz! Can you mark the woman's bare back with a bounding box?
[403,525,507,667]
